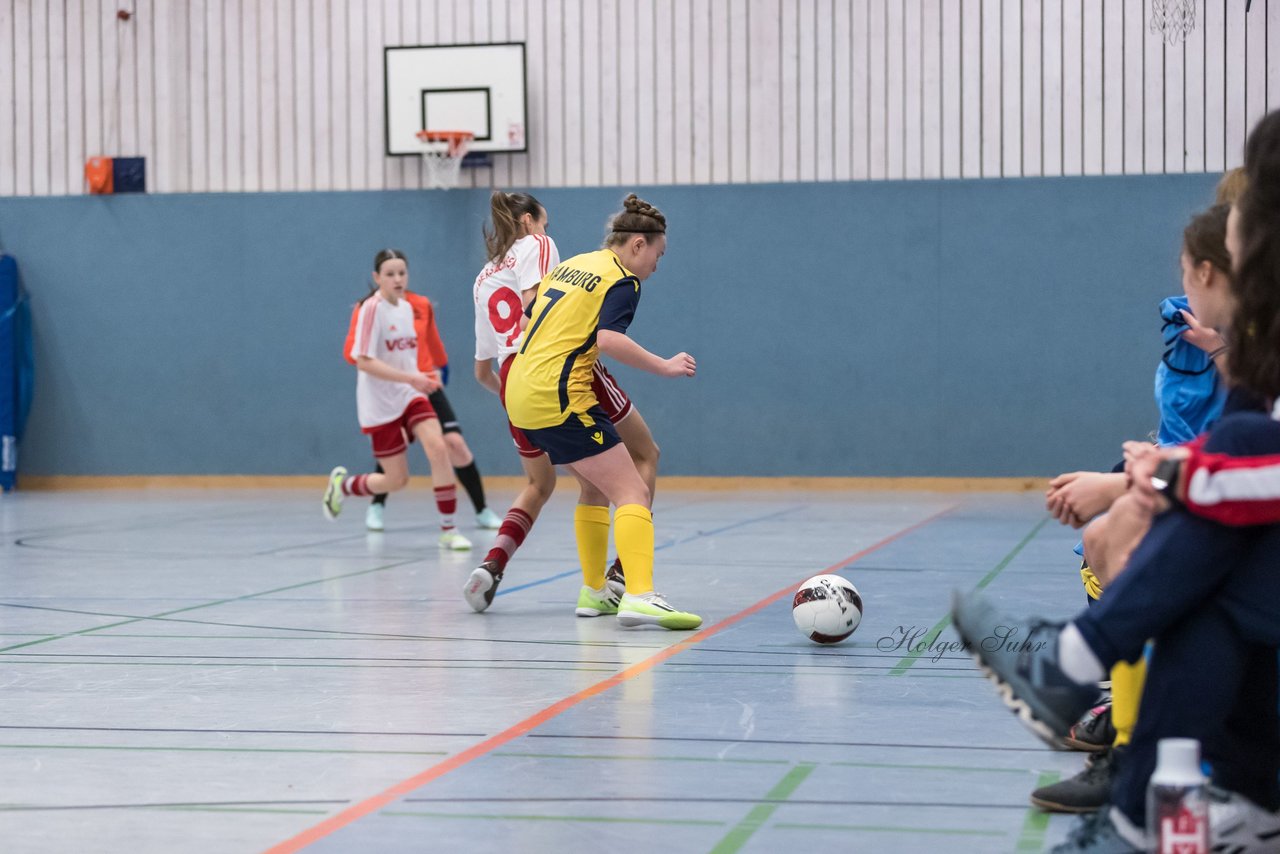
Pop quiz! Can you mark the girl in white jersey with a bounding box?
[463,192,664,612]
[322,249,472,551]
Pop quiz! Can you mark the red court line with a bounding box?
[263,505,956,854]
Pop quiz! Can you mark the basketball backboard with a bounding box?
[384,42,527,157]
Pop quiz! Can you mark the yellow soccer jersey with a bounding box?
[505,249,642,430]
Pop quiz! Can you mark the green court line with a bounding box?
[380,810,724,827]
[1015,771,1060,852]
[707,763,816,854]
[0,557,423,654]
[773,821,1004,837]
[889,517,1050,676]
[0,744,448,757]
[493,751,788,765]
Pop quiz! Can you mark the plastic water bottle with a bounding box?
[1147,737,1209,854]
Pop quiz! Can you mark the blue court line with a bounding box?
[495,506,804,597]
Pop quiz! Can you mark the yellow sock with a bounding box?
[1081,558,1143,747]
[574,504,611,590]
[613,504,654,595]
[1110,658,1146,748]
[1080,560,1103,601]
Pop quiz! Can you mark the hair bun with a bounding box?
[623,193,656,216]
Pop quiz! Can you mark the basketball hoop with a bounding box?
[1150,0,1195,45]
[415,130,474,190]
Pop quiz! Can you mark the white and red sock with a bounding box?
[484,508,534,572]
[434,485,458,531]
[341,473,373,497]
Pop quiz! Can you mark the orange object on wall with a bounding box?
[85,157,114,194]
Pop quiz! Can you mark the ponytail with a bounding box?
[484,191,544,263]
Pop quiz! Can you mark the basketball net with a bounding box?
[416,130,473,190]
[1149,0,1196,45]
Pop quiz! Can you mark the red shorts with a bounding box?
[361,397,437,459]
[500,356,545,459]
[498,357,634,459]
[591,362,634,422]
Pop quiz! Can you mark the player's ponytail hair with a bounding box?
[1215,167,1248,206]
[604,193,667,247]
[1230,109,1280,400]
[361,248,408,303]
[485,191,545,263]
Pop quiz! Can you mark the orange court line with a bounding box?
[262,505,956,854]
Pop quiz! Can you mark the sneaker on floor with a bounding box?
[605,558,626,599]
[475,508,502,529]
[1063,704,1115,752]
[438,529,472,551]
[1031,747,1122,813]
[950,590,1100,748]
[617,592,702,631]
[365,503,385,532]
[1051,808,1144,853]
[1210,786,1280,853]
[575,585,620,617]
[322,466,347,520]
[463,560,502,613]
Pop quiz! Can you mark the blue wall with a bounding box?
[0,174,1219,477]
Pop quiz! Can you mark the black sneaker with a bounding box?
[1063,704,1115,752]
[950,590,1101,747]
[605,558,626,599]
[1031,747,1122,813]
[463,560,502,613]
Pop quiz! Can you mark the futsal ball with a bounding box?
[791,574,863,644]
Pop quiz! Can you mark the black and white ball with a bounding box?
[791,574,863,644]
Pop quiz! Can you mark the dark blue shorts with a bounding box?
[520,406,622,465]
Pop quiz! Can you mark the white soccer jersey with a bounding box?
[349,293,424,428]
[473,233,559,362]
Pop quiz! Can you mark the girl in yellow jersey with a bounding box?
[505,195,701,630]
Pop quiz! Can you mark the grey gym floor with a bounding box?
[0,487,1092,853]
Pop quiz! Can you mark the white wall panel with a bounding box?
[920,0,942,179]
[0,0,1274,197]
[1061,0,1083,175]
[903,0,922,179]
[1000,0,1020,177]
[980,0,1001,177]
[1021,0,1042,177]
[886,0,905,178]
[1101,0,1123,173]
[940,0,962,178]
[851,0,870,179]
[1226,0,1249,168]
[1081,0,1103,175]
[1184,0,1206,173]
[815,0,835,182]
[751,0,782,184]
[960,0,982,177]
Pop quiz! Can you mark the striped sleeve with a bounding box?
[341,302,361,366]
[1181,435,1280,526]
[350,296,381,361]
[514,235,559,292]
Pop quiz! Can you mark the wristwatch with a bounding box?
[1150,457,1183,502]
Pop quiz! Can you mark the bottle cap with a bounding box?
[1152,738,1205,785]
